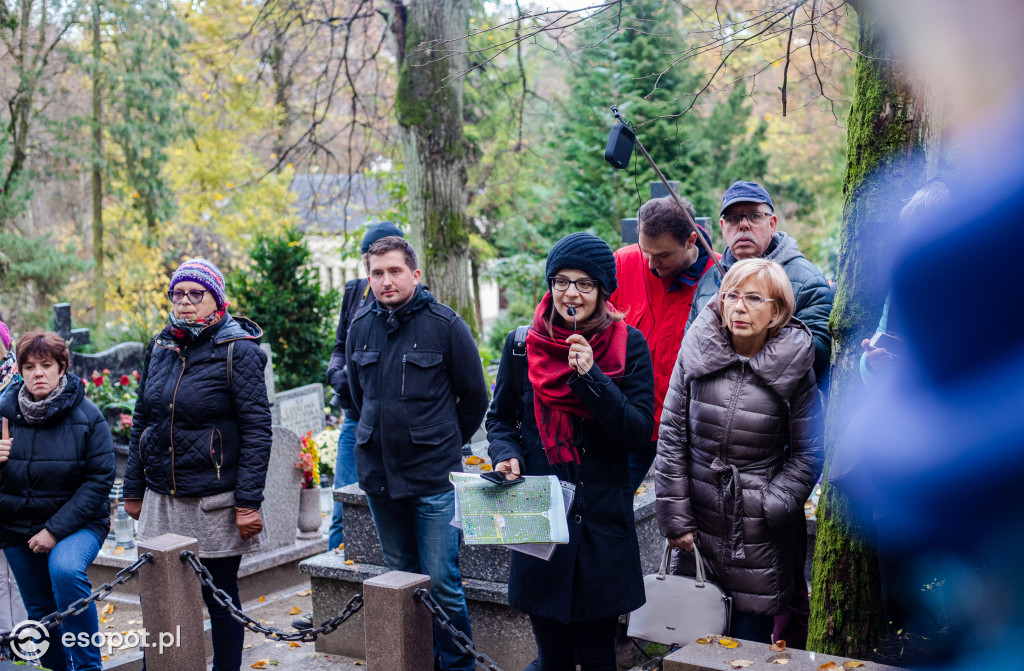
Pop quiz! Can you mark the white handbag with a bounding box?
[627,540,732,646]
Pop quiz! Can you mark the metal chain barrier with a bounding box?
[414,587,503,671]
[0,552,154,650]
[180,550,363,642]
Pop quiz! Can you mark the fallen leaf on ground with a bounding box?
[251,661,268,669]
[464,455,484,465]
[819,664,838,670]
[338,543,344,550]
[100,617,110,624]
[101,603,115,615]
[289,642,301,648]
[480,464,493,471]
[111,546,125,555]
[718,638,740,649]
[843,663,866,668]
[635,485,647,495]
[295,589,311,597]
[729,661,754,668]
[696,637,710,644]
[102,655,109,661]
[771,659,790,665]
[344,559,354,565]
[258,596,267,602]
[770,640,787,652]
[288,606,302,615]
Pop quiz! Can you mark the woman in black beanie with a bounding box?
[486,232,655,670]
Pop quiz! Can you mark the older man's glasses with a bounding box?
[167,289,210,305]
[722,212,771,225]
[723,291,774,307]
[549,277,597,294]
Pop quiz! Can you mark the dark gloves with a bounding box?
[235,507,263,541]
[124,499,143,520]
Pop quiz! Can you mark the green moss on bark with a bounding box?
[807,3,928,658]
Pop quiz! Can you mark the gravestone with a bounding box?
[276,382,326,439]
[261,343,279,425]
[53,303,145,379]
[619,181,716,249]
[261,426,304,551]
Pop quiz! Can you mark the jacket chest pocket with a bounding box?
[350,350,381,399]
[401,350,445,401]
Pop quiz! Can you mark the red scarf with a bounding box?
[526,293,628,465]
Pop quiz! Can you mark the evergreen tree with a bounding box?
[230,227,340,391]
[551,0,770,242]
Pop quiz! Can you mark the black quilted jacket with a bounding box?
[656,301,824,616]
[0,374,115,548]
[123,315,272,509]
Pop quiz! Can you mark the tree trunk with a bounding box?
[807,2,930,657]
[392,0,476,334]
[92,0,106,337]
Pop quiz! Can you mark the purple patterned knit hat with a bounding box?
[169,258,228,309]
[0,320,10,351]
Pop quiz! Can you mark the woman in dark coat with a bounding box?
[486,233,655,671]
[655,258,824,644]
[123,258,272,671]
[0,330,115,671]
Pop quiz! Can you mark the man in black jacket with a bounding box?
[347,235,487,671]
[325,221,403,551]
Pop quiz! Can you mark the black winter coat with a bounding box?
[347,285,489,500]
[656,302,824,616]
[123,315,273,509]
[327,278,373,409]
[0,375,115,548]
[486,325,655,623]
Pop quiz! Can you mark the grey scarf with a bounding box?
[18,374,68,424]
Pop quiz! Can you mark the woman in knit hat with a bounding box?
[485,232,655,670]
[122,258,273,671]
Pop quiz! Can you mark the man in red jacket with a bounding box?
[610,195,718,493]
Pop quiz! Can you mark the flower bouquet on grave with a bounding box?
[84,369,141,439]
[313,427,340,483]
[296,431,321,489]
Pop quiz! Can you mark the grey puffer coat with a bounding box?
[655,301,824,616]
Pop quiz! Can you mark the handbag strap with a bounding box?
[659,539,708,588]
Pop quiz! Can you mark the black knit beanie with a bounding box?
[545,232,618,295]
[361,221,404,254]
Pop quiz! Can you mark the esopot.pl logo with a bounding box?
[10,619,50,662]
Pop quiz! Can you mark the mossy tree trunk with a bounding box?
[807,0,930,657]
[392,0,477,334]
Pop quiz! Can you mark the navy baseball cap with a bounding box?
[361,221,404,253]
[720,181,774,215]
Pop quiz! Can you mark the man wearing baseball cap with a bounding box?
[687,181,833,382]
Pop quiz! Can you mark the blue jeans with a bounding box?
[365,490,474,671]
[328,414,359,550]
[4,528,103,671]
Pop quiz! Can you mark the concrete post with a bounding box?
[136,534,207,671]
[363,571,433,671]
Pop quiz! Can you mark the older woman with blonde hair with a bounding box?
[655,258,825,644]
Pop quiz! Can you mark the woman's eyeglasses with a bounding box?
[167,289,210,305]
[549,277,597,294]
[722,291,774,307]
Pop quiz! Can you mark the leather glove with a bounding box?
[235,507,263,541]
[124,499,143,520]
